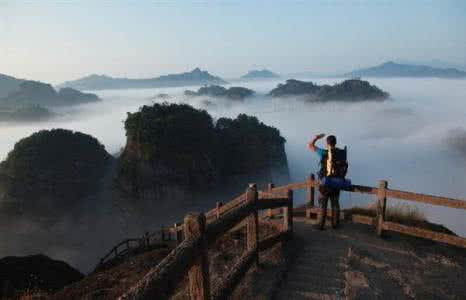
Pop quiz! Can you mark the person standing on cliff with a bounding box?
[308,134,348,230]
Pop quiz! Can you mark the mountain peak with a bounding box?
[241,69,279,79]
[381,61,397,66]
[348,61,466,78]
[58,69,227,91]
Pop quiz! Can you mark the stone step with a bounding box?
[276,287,343,300]
[286,271,344,282]
[283,279,345,293]
[291,255,346,263]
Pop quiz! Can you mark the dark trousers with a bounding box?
[318,185,340,228]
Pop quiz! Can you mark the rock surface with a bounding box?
[276,219,466,300]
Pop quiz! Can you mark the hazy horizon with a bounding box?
[1,1,466,84]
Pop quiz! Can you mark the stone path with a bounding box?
[274,219,348,299]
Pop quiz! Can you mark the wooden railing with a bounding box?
[111,175,464,299]
[118,183,293,300]
[96,227,179,270]
[298,174,466,248]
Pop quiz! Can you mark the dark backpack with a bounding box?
[318,146,348,179]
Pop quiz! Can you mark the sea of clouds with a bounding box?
[1,77,465,271]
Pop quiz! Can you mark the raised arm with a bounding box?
[308,133,325,152]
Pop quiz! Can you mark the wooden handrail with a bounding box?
[119,237,202,299]
[205,193,247,219]
[206,201,255,244]
[385,188,466,210]
[115,174,466,299]
[118,183,293,300]
[296,176,466,209]
[211,247,258,300]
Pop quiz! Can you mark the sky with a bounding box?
[1,0,466,84]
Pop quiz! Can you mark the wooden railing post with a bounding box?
[266,183,275,218]
[184,212,211,300]
[307,173,315,207]
[216,202,223,219]
[306,174,316,219]
[376,180,388,237]
[283,189,294,233]
[246,183,259,266]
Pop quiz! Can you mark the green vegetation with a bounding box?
[184,85,255,100]
[0,129,111,214]
[268,79,389,101]
[119,103,287,196]
[216,114,286,177]
[121,103,219,191]
[124,103,216,163]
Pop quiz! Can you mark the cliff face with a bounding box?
[117,103,288,203]
[0,129,111,219]
[117,104,220,203]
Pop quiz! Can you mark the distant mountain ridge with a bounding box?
[347,61,466,78]
[0,80,100,108]
[0,73,24,98]
[240,69,279,79]
[58,68,227,91]
[0,73,100,122]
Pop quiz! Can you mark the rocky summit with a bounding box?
[117,103,288,202]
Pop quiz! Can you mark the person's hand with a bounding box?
[315,133,325,139]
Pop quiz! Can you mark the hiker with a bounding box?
[308,134,348,230]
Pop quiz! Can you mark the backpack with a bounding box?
[318,146,348,179]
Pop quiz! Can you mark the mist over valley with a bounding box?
[0,75,465,275]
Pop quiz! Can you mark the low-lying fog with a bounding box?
[1,77,466,272]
